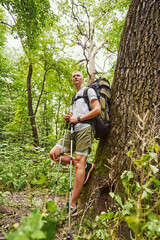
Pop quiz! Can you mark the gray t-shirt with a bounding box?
[70,87,97,132]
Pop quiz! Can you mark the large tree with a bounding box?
[81,0,160,217]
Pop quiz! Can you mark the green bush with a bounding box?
[0,142,71,197]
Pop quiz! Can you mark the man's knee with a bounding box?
[49,146,61,161]
[75,155,86,169]
[75,155,82,163]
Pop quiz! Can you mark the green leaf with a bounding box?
[142,187,152,199]
[42,217,56,240]
[4,198,10,205]
[145,220,160,237]
[121,171,134,181]
[125,216,145,234]
[23,209,44,233]
[15,234,30,240]
[46,201,57,213]
[4,231,29,240]
[141,154,150,162]
[98,211,114,221]
[31,175,46,185]
[152,178,160,188]
[134,181,141,196]
[109,192,115,198]
[126,150,135,157]
[149,152,158,163]
[121,171,134,193]
[143,186,152,194]
[154,136,160,140]
[150,164,159,174]
[142,190,148,199]
[85,218,93,228]
[115,194,123,207]
[122,200,133,216]
[31,230,46,239]
[147,212,158,221]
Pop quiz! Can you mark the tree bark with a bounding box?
[80,0,160,217]
[27,63,39,147]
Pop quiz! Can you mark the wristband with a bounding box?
[77,116,81,122]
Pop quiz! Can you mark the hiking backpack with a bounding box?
[72,77,111,139]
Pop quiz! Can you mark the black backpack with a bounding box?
[72,77,111,139]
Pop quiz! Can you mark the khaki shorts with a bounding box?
[56,126,94,155]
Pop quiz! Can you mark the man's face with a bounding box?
[72,71,84,86]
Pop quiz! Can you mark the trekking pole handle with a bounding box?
[65,121,69,129]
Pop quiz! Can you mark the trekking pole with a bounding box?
[53,121,69,201]
[67,123,73,240]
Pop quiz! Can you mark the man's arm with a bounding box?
[69,99,101,124]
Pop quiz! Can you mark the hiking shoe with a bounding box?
[66,201,78,216]
[84,162,95,185]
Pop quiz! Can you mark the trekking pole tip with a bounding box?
[67,233,71,239]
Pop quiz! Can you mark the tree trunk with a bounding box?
[80,0,160,216]
[27,63,39,147]
[87,39,97,85]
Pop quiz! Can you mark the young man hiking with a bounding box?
[49,70,101,215]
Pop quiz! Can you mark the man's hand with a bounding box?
[64,113,78,123]
[69,115,78,124]
[64,113,79,124]
[64,113,71,122]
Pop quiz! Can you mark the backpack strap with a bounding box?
[71,87,91,109]
[71,88,93,125]
[83,87,92,111]
[71,94,86,105]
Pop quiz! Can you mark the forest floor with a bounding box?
[0,189,82,240]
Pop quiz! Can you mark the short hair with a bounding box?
[72,70,83,79]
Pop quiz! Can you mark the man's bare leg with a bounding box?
[71,154,87,207]
[49,146,75,165]
[50,148,86,207]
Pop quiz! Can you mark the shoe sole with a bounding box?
[72,210,78,217]
[84,163,95,185]
[66,202,78,217]
[65,210,78,219]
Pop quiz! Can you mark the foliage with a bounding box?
[0,8,15,138]
[1,0,54,50]
[4,208,57,240]
[0,142,72,196]
[0,191,10,205]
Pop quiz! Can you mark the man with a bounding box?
[49,70,101,215]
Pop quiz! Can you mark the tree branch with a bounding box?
[79,58,87,63]
[0,20,13,30]
[71,0,88,38]
[107,48,116,54]
[93,41,109,58]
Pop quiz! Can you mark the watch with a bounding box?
[77,116,81,122]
